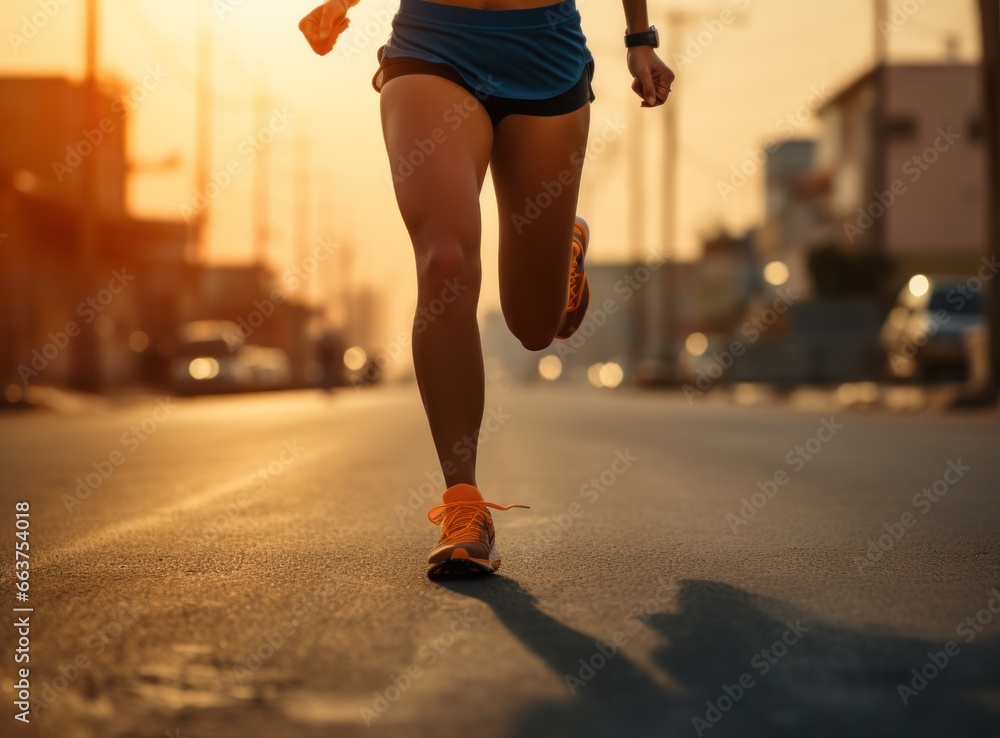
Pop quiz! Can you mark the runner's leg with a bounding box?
[380,75,494,486]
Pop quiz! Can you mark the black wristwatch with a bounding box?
[624,25,659,49]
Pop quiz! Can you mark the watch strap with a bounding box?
[624,26,659,49]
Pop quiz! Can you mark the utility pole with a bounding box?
[192,1,213,262]
[874,0,889,65]
[339,240,354,344]
[980,0,1000,393]
[628,102,648,371]
[318,173,338,323]
[645,2,752,383]
[652,6,730,381]
[294,128,312,283]
[70,0,102,392]
[628,107,647,262]
[252,91,271,266]
[872,0,889,296]
[655,10,684,382]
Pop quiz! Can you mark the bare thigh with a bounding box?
[490,105,591,350]
[380,74,493,291]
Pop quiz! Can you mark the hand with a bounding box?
[299,0,353,56]
[627,46,674,107]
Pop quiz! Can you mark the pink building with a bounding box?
[816,64,987,284]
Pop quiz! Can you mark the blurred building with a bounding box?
[813,63,986,287]
[690,232,760,333]
[343,286,382,354]
[0,77,127,215]
[698,63,990,387]
[0,76,192,393]
[189,264,318,386]
[480,248,757,386]
[481,263,654,384]
[0,76,333,395]
[757,140,829,298]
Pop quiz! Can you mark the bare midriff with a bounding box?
[417,0,568,10]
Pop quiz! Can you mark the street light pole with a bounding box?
[628,96,648,371]
[192,1,213,262]
[872,0,889,291]
[70,0,102,392]
[874,0,889,65]
[252,91,271,267]
[295,128,312,272]
[655,10,683,381]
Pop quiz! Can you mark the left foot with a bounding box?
[426,484,528,578]
[556,217,590,340]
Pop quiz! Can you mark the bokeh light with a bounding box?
[538,355,563,381]
[599,362,624,389]
[343,347,368,371]
[908,274,930,298]
[128,330,150,352]
[587,363,605,388]
[188,357,219,380]
[685,332,709,357]
[764,261,790,286]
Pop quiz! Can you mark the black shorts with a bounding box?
[372,47,595,128]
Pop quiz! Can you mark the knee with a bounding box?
[413,238,480,302]
[507,318,556,352]
[519,333,555,352]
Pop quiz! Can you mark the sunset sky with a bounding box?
[1,0,981,338]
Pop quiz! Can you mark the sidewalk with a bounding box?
[0,384,160,415]
[672,382,999,414]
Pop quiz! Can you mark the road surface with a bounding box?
[0,385,998,737]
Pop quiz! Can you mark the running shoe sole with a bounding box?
[427,546,500,578]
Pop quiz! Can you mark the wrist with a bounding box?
[624,11,650,35]
[624,25,659,49]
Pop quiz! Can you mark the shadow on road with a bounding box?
[439,577,1000,737]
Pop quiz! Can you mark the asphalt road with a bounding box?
[0,384,998,738]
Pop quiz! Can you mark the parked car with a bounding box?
[238,345,292,391]
[170,321,248,394]
[880,274,985,380]
[171,321,293,394]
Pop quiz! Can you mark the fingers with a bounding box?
[320,1,338,39]
[314,22,349,56]
[648,80,672,107]
[299,6,320,34]
[634,64,675,108]
[638,68,656,107]
[334,17,350,43]
[300,3,350,56]
[303,24,334,56]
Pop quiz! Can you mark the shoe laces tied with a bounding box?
[427,500,529,543]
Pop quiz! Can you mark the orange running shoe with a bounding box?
[556,216,591,340]
[426,484,528,577]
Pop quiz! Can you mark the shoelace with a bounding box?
[427,500,529,544]
[566,236,585,311]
